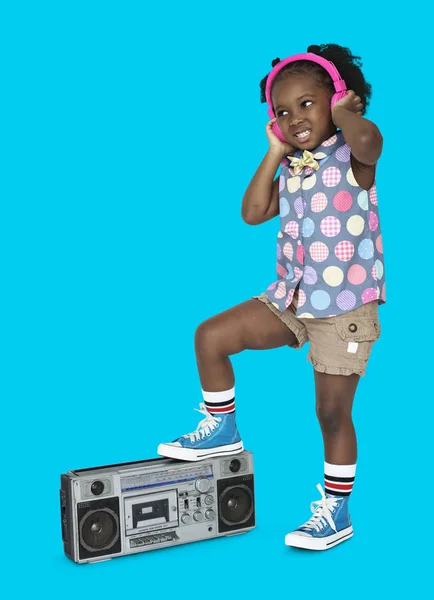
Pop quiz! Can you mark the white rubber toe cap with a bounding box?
[285,532,311,545]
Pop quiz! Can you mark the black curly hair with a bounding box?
[259,43,372,115]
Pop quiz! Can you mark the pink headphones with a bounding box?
[265,53,348,143]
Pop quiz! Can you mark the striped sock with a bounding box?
[202,387,235,415]
[324,461,356,497]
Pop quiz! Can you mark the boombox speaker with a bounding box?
[60,450,255,563]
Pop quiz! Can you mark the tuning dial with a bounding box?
[205,509,216,520]
[195,477,211,494]
[181,513,191,525]
[193,511,204,522]
[204,495,214,505]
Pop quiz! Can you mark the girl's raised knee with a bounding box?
[194,319,223,354]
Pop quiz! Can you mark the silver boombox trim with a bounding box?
[60,451,255,563]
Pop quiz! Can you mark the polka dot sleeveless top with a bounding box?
[264,130,386,318]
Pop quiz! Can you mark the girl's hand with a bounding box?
[266,118,295,156]
[332,90,364,122]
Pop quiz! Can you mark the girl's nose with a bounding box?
[290,113,303,127]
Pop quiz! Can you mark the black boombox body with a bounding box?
[60,451,255,564]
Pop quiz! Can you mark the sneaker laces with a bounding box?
[300,483,343,533]
[182,402,222,443]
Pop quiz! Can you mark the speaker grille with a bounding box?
[80,508,119,551]
[217,474,255,533]
[78,497,121,560]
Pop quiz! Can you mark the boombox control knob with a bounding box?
[90,480,105,496]
[193,511,204,522]
[205,509,215,520]
[204,495,214,505]
[229,459,241,473]
[195,477,211,494]
[181,513,192,525]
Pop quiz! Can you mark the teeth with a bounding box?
[296,130,311,138]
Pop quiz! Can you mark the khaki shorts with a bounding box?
[253,290,381,377]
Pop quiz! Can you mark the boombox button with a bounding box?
[193,511,204,523]
[195,477,211,494]
[181,513,192,525]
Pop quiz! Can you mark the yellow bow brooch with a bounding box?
[287,150,320,175]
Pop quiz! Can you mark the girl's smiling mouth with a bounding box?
[294,129,312,142]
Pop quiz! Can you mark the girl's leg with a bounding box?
[285,371,359,551]
[314,371,360,465]
[194,298,298,391]
[158,298,299,460]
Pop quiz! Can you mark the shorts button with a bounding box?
[348,323,357,333]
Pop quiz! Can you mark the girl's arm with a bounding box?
[241,148,284,225]
[242,117,294,225]
[332,91,383,166]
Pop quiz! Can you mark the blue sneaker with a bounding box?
[157,402,244,461]
[285,484,353,551]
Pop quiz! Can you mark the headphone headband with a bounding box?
[265,53,347,118]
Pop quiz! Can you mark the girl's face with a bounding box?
[271,73,337,150]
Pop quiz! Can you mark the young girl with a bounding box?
[157,43,385,551]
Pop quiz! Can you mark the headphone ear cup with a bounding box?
[331,90,348,109]
[272,120,288,143]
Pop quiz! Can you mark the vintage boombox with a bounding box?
[60,451,255,564]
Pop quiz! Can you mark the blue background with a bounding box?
[2,1,432,597]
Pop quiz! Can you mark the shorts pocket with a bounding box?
[335,317,381,342]
[335,316,381,359]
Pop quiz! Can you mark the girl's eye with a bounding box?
[277,101,312,117]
